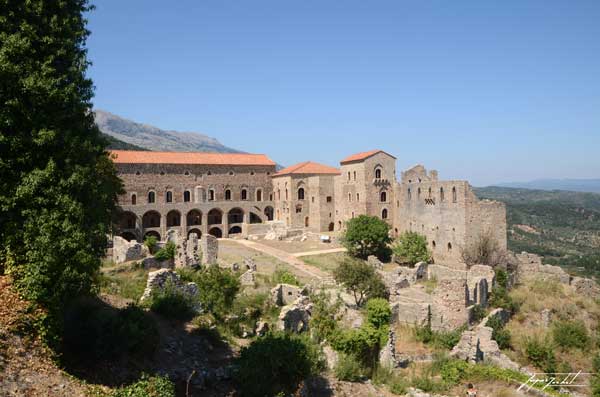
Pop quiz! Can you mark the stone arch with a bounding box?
[208,208,223,225]
[229,225,242,235]
[144,230,161,241]
[120,211,138,230]
[297,187,305,200]
[188,228,202,239]
[187,209,202,226]
[120,231,137,242]
[142,210,161,228]
[250,212,262,224]
[328,222,335,231]
[208,227,222,238]
[228,207,244,224]
[166,210,181,227]
[374,165,383,179]
[264,206,274,221]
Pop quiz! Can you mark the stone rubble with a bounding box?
[277,296,312,333]
[112,236,149,264]
[270,283,307,306]
[140,269,201,312]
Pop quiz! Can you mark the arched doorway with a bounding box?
[166,210,181,227]
[328,222,334,232]
[187,209,202,226]
[142,211,161,228]
[120,211,137,230]
[264,206,274,221]
[228,208,244,224]
[209,227,222,238]
[144,230,161,241]
[249,212,262,224]
[188,228,202,239]
[228,226,242,235]
[120,231,137,242]
[207,209,222,225]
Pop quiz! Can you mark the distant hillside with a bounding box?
[475,186,600,276]
[497,178,600,193]
[95,109,241,153]
[102,133,148,151]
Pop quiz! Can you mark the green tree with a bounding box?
[341,215,392,259]
[392,231,431,265]
[0,0,122,345]
[194,266,240,319]
[365,298,391,329]
[333,257,388,306]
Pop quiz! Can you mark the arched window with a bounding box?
[348,193,351,202]
[184,190,191,202]
[147,191,155,204]
[356,193,359,202]
[382,208,388,219]
[225,189,231,200]
[432,240,436,248]
[375,168,382,179]
[447,242,452,251]
[166,191,173,203]
[256,189,262,202]
[209,189,216,201]
[353,171,356,180]
[440,187,444,202]
[277,189,281,200]
[285,189,288,200]
[297,188,305,200]
[380,191,387,202]
[241,189,247,200]
[428,187,432,198]
[131,194,137,205]
[305,216,309,227]
[408,188,411,200]
[347,172,351,181]
[452,187,457,203]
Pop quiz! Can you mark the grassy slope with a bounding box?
[102,133,149,151]
[475,186,600,276]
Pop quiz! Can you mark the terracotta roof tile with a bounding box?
[340,149,396,164]
[109,150,276,166]
[273,161,341,177]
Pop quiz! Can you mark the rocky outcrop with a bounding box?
[278,296,312,333]
[239,269,256,287]
[571,276,600,298]
[516,252,570,284]
[113,236,149,264]
[271,283,307,306]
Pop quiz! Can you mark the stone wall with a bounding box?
[113,235,149,264]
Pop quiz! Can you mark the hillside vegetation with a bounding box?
[475,186,600,277]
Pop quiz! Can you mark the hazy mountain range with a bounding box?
[495,179,600,194]
[95,109,240,153]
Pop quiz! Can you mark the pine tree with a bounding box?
[0,0,122,344]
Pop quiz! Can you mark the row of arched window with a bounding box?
[407,186,458,203]
[132,188,266,205]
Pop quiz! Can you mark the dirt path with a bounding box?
[292,247,347,257]
[228,239,329,280]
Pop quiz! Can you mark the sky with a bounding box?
[86,0,600,186]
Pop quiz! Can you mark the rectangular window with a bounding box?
[326,196,332,202]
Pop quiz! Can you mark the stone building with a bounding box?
[112,149,506,266]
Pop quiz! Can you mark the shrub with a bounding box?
[460,230,507,267]
[365,298,391,329]
[112,374,175,397]
[495,269,509,289]
[525,336,556,373]
[371,365,409,394]
[392,232,431,265]
[333,256,388,306]
[489,286,519,313]
[154,242,176,261]
[341,215,391,259]
[235,332,325,397]
[63,299,158,362]
[486,315,511,349]
[470,304,487,324]
[552,320,589,350]
[147,280,197,321]
[195,266,240,319]
[309,291,342,343]
[144,236,158,254]
[334,353,365,381]
[271,268,300,286]
[331,323,385,370]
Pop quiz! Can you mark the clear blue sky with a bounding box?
[87,0,600,186]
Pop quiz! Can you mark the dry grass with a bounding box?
[256,237,342,254]
[301,252,348,274]
[505,279,600,372]
[393,324,433,356]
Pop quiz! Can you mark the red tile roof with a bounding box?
[109,150,276,166]
[273,161,341,177]
[340,149,396,164]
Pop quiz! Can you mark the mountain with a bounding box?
[496,178,600,193]
[475,186,600,277]
[95,109,241,153]
[101,133,149,151]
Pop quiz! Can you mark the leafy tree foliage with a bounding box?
[235,332,325,397]
[0,0,122,344]
[309,290,343,343]
[365,298,391,329]
[333,256,388,306]
[184,266,240,319]
[341,215,392,259]
[392,231,431,265]
[153,241,176,261]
